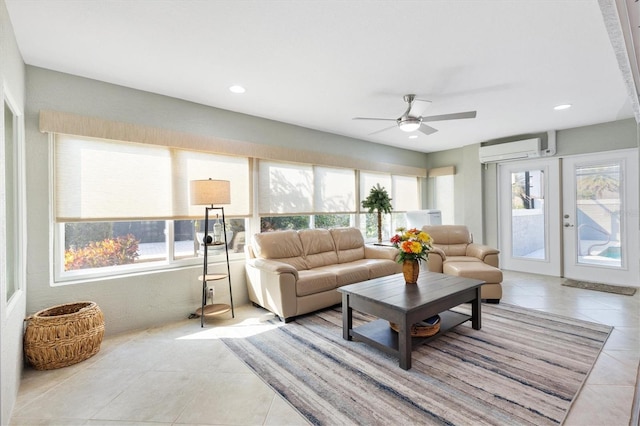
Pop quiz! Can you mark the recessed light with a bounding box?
[229,85,246,94]
[408,135,418,139]
[554,104,571,110]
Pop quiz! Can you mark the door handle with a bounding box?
[564,223,574,228]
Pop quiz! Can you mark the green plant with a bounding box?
[361,184,393,243]
[65,234,140,271]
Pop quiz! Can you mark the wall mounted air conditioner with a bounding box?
[479,138,542,163]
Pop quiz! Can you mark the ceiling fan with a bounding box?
[353,94,477,136]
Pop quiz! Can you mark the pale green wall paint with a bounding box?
[27,67,428,169]
[425,145,484,242]
[556,118,636,156]
[0,0,26,423]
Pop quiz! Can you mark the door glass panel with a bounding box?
[575,162,622,267]
[511,170,545,259]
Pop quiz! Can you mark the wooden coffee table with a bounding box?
[338,271,483,370]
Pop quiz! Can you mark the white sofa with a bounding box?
[244,227,401,322]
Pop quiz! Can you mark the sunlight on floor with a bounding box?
[177,311,283,340]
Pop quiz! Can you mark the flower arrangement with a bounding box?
[390,227,433,263]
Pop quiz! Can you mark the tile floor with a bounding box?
[10,271,640,426]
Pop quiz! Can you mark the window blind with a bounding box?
[360,172,419,213]
[258,161,313,214]
[314,166,356,213]
[392,175,419,212]
[258,161,356,215]
[54,134,250,222]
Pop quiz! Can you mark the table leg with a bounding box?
[398,317,412,370]
[472,287,481,330]
[342,293,353,341]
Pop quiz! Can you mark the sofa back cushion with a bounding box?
[330,227,365,263]
[422,225,472,257]
[298,229,338,268]
[252,230,308,270]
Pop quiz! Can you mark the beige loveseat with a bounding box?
[423,225,503,303]
[245,227,401,322]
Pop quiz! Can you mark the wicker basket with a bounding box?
[389,315,441,337]
[24,301,105,370]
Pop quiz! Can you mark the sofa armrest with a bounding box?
[247,257,299,279]
[466,243,500,267]
[245,258,299,320]
[426,247,446,273]
[364,245,398,261]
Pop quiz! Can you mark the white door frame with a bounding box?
[561,149,639,286]
[498,158,561,276]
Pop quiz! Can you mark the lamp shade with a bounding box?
[190,179,231,206]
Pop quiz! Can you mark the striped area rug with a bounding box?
[222,304,611,425]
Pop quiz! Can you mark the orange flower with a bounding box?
[391,227,433,263]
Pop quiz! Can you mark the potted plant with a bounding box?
[361,184,393,244]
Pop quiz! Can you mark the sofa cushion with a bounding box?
[349,258,401,279]
[437,244,468,256]
[330,227,365,263]
[296,269,337,296]
[445,256,481,263]
[252,230,308,271]
[298,229,338,268]
[444,261,503,284]
[423,225,472,257]
[315,264,370,286]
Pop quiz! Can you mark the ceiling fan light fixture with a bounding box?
[398,119,421,132]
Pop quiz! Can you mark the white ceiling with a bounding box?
[5,0,634,153]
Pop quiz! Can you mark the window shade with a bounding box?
[258,161,356,215]
[360,172,392,210]
[392,175,419,212]
[54,134,250,221]
[173,150,251,217]
[314,166,356,213]
[359,172,419,213]
[258,161,313,214]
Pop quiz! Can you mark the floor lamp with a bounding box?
[190,178,234,327]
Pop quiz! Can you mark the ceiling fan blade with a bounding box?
[409,99,431,117]
[368,124,397,135]
[418,124,438,136]
[353,117,397,121]
[421,111,477,122]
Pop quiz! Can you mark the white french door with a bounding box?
[562,150,639,285]
[498,158,561,276]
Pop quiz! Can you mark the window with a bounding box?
[52,134,421,280]
[435,175,454,224]
[4,100,18,301]
[260,214,351,232]
[258,161,357,232]
[259,161,356,215]
[429,166,455,225]
[53,135,250,281]
[359,172,419,242]
[258,162,420,237]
